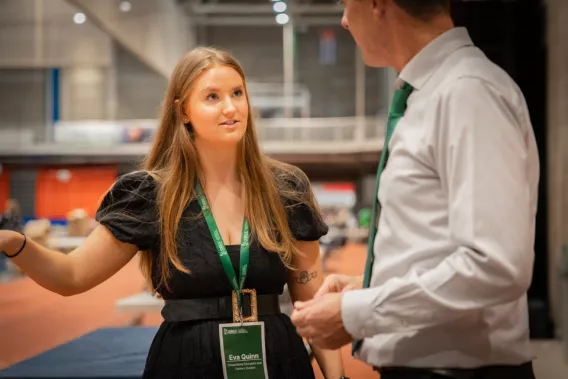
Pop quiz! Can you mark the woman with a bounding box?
[0,199,23,233]
[0,47,346,378]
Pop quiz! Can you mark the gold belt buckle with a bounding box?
[232,288,258,323]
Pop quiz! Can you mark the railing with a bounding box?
[247,83,311,118]
[257,116,386,153]
[0,115,387,156]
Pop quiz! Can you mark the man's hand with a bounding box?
[291,293,353,350]
[313,274,363,298]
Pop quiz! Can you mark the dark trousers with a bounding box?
[376,362,536,379]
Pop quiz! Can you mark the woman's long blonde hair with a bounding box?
[140,47,321,293]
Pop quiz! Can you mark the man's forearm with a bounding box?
[342,245,531,339]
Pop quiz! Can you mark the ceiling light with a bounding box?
[73,13,86,24]
[275,13,289,25]
[273,2,287,13]
[119,1,132,12]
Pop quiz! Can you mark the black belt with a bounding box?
[162,293,281,322]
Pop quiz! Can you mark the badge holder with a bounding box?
[232,288,258,324]
[220,289,268,379]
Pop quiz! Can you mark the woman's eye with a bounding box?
[206,93,218,101]
[233,89,243,97]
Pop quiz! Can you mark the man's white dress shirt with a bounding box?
[342,27,539,369]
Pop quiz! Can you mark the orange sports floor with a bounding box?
[0,243,378,378]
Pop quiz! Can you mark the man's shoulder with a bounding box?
[432,46,522,100]
[421,47,534,139]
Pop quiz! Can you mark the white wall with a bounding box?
[0,0,188,127]
[0,0,114,135]
[68,0,197,78]
[60,67,113,120]
[0,0,113,68]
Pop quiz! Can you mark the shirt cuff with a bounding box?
[341,288,378,340]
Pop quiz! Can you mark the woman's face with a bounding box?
[184,65,249,146]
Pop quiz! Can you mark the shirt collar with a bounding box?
[399,27,474,90]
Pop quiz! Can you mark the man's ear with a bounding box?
[373,0,388,19]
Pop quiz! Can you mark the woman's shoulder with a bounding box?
[98,170,159,214]
[96,170,160,251]
[114,170,158,192]
[266,159,328,241]
[267,160,311,194]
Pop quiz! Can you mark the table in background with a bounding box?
[114,291,164,326]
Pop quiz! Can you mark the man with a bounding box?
[291,1,539,378]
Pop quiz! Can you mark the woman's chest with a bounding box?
[155,210,289,299]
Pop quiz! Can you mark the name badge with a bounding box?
[219,322,268,379]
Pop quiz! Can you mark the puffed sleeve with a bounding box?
[282,168,329,241]
[95,171,159,251]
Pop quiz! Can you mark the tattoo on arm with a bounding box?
[294,270,317,285]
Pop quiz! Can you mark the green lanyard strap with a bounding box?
[195,183,250,313]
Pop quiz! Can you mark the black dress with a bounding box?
[95,170,328,379]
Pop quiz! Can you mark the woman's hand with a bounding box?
[313,274,363,298]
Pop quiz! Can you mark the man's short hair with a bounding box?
[393,0,450,20]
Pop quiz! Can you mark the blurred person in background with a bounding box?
[356,207,371,242]
[292,0,538,378]
[0,199,23,233]
[0,47,346,379]
[0,199,22,273]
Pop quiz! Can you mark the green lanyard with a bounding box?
[195,183,250,312]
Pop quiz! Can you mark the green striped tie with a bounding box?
[352,80,414,354]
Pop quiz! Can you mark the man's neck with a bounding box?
[390,15,454,73]
[195,140,240,191]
